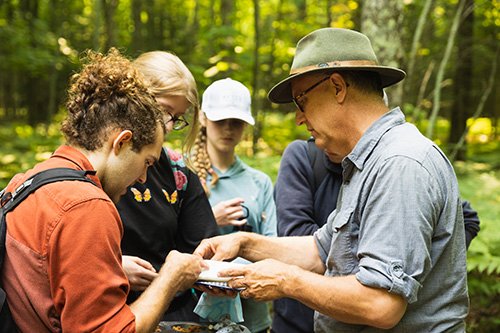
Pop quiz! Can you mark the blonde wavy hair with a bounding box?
[133,51,200,166]
[192,122,218,195]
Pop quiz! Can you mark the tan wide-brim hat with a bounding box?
[268,28,406,104]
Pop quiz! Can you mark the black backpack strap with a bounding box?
[2,168,96,213]
[1,168,96,265]
[306,137,328,194]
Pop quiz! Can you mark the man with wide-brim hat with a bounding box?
[193,28,468,332]
[268,28,405,104]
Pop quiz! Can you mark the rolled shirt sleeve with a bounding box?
[354,155,440,303]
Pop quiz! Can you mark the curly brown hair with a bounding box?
[62,48,164,152]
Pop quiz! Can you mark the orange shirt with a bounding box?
[1,145,136,332]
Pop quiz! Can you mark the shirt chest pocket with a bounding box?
[326,207,358,276]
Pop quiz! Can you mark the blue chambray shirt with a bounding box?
[313,108,469,332]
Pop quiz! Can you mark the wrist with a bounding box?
[280,264,303,298]
[238,231,255,259]
[157,264,182,292]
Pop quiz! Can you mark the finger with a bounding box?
[229,219,247,227]
[134,257,156,272]
[211,287,235,296]
[219,268,246,278]
[226,204,244,214]
[138,270,158,281]
[220,289,239,298]
[227,277,246,289]
[193,285,212,294]
[225,197,245,206]
[200,260,209,270]
[211,252,233,261]
[193,245,213,259]
[196,285,229,297]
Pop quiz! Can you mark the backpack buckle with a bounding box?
[0,191,12,208]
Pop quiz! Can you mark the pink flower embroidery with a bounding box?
[168,149,183,162]
[173,170,188,190]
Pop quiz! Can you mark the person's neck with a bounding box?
[79,147,108,179]
[343,96,389,153]
[207,144,235,173]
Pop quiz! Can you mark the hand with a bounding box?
[212,197,247,227]
[122,255,158,291]
[193,234,243,261]
[193,284,239,298]
[161,250,207,292]
[221,259,293,301]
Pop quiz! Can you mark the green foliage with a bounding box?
[0,122,63,187]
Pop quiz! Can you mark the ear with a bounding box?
[199,109,207,127]
[111,130,133,155]
[329,73,348,103]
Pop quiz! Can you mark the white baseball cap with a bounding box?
[201,78,255,125]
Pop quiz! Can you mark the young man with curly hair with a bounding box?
[1,49,205,332]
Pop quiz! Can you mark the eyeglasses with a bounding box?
[165,111,189,130]
[292,76,331,113]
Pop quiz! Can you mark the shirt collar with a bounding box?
[51,145,102,188]
[343,107,406,172]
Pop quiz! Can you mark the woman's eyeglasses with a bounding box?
[165,111,189,130]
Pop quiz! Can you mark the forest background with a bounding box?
[0,0,498,331]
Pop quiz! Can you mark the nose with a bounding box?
[295,110,306,126]
[137,168,148,184]
[223,120,233,130]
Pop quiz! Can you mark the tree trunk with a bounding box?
[360,1,404,107]
[23,0,49,125]
[352,0,363,29]
[130,0,142,52]
[450,45,498,161]
[449,0,474,160]
[102,0,117,51]
[145,0,156,50]
[261,0,284,114]
[326,0,333,27]
[426,0,466,139]
[221,0,234,26]
[251,0,261,155]
[404,0,434,106]
[297,0,307,21]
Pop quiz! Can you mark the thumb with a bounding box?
[136,258,156,272]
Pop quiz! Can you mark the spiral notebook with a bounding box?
[195,260,247,291]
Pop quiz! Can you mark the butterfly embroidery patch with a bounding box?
[130,187,151,202]
[162,189,178,204]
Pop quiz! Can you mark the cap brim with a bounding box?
[268,66,406,104]
[204,108,255,125]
